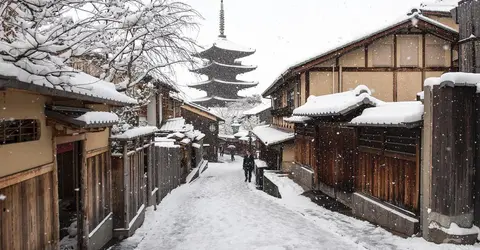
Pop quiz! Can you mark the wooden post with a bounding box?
[424,85,477,244]
[122,141,130,229]
[51,137,60,249]
[81,140,89,249]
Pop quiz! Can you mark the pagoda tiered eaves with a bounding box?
[190,61,257,75]
[189,0,257,107]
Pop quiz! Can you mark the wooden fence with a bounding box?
[155,145,182,201]
[111,135,155,238]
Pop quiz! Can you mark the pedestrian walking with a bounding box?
[243,150,255,183]
[220,146,224,157]
[230,150,235,161]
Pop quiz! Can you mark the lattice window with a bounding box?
[0,119,40,145]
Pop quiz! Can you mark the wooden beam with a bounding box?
[86,146,109,159]
[0,163,54,190]
[305,71,310,98]
[365,45,369,67]
[309,66,453,72]
[393,71,398,102]
[55,134,86,145]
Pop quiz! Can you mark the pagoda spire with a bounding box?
[219,0,226,38]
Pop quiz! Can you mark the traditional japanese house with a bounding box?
[263,10,458,133]
[181,101,225,162]
[290,85,381,198]
[0,68,136,250]
[348,101,424,237]
[141,80,183,128]
[252,125,295,171]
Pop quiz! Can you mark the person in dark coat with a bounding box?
[243,150,255,182]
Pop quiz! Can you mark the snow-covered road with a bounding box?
[114,156,360,250]
[113,156,479,250]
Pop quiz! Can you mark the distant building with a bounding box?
[189,0,258,107]
[243,99,272,124]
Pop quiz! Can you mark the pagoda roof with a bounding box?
[189,78,258,91]
[190,61,257,75]
[192,96,242,107]
[193,38,255,60]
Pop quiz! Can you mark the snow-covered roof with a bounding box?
[167,132,186,139]
[293,85,382,117]
[424,72,480,93]
[75,111,119,125]
[191,61,257,73]
[283,116,312,124]
[196,37,255,55]
[182,101,225,121]
[0,63,137,106]
[159,117,193,133]
[415,0,458,14]
[263,13,458,97]
[189,78,258,87]
[349,102,424,128]
[234,130,250,138]
[111,126,159,140]
[243,100,272,116]
[252,125,295,146]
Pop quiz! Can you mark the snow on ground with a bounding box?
[112,156,479,250]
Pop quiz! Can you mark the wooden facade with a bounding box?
[181,103,223,162]
[356,127,421,214]
[0,164,57,250]
[111,134,155,238]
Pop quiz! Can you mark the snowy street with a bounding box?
[113,156,479,250]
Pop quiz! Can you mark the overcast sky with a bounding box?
[176,0,429,99]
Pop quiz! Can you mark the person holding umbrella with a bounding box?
[243,150,255,182]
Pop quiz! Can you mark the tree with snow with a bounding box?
[1,0,200,132]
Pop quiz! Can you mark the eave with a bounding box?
[190,61,257,75]
[0,76,134,107]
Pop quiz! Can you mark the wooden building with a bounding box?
[263,12,458,132]
[243,99,272,124]
[0,70,136,249]
[288,85,425,236]
[181,102,225,162]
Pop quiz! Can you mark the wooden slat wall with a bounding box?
[356,145,420,213]
[0,171,56,250]
[316,126,356,192]
[86,152,111,232]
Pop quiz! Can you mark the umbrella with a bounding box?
[227,145,236,149]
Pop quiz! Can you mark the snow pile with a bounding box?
[263,171,305,200]
[185,167,200,183]
[243,100,272,116]
[180,138,191,144]
[192,143,201,149]
[417,91,425,100]
[425,73,480,94]
[75,111,118,125]
[350,101,424,126]
[255,159,268,169]
[167,132,186,139]
[112,126,158,139]
[428,222,480,237]
[293,85,382,117]
[252,125,295,146]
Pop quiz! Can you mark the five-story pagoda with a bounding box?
[189,0,257,107]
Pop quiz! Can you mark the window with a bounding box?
[0,119,40,145]
[287,88,295,109]
[273,95,282,109]
[398,35,420,67]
